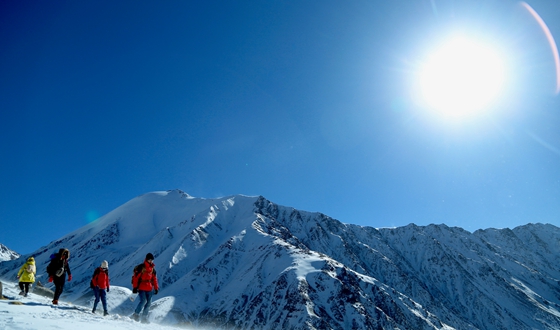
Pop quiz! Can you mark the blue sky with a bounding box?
[2,0,560,254]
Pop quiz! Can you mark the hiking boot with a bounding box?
[103,311,109,316]
[23,293,28,297]
[52,300,58,305]
[131,313,140,321]
[141,318,150,324]
[92,308,96,314]
[19,291,24,296]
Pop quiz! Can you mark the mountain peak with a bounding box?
[0,243,20,262]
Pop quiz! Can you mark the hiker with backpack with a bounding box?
[131,253,159,323]
[46,248,72,305]
[16,256,36,297]
[91,260,110,316]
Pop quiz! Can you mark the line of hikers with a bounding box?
[16,249,159,323]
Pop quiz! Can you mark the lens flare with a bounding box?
[520,1,560,95]
[86,210,100,223]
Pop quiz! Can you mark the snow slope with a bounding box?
[0,190,559,329]
[0,279,194,330]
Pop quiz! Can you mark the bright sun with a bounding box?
[418,36,506,120]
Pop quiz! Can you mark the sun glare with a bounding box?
[418,36,506,120]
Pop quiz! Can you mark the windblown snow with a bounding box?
[0,280,190,330]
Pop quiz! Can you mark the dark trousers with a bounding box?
[134,290,153,317]
[53,275,65,301]
[19,282,31,293]
[93,287,107,312]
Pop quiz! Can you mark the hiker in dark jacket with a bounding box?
[91,260,110,316]
[46,248,72,305]
[131,253,159,323]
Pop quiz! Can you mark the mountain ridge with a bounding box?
[1,190,558,329]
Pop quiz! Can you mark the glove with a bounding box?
[107,287,110,292]
[133,288,138,294]
[68,274,72,281]
[154,289,158,295]
[17,275,20,279]
[48,276,53,282]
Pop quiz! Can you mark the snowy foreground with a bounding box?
[0,280,192,330]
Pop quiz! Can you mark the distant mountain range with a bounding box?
[0,243,19,262]
[1,190,559,329]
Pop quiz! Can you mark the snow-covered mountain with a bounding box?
[0,243,20,262]
[0,190,559,329]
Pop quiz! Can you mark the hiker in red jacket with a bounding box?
[131,253,159,323]
[91,260,110,316]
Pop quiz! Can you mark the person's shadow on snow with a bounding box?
[23,301,50,307]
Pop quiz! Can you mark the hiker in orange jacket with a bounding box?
[131,253,159,323]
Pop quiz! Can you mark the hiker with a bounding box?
[131,253,159,323]
[91,260,110,316]
[17,256,36,297]
[46,248,72,305]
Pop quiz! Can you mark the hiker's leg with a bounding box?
[100,289,107,311]
[142,290,153,318]
[93,287,100,310]
[134,291,147,315]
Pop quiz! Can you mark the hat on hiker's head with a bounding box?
[145,253,154,261]
[101,260,109,269]
[27,256,34,262]
[59,248,70,259]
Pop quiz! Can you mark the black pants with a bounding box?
[19,282,31,293]
[53,276,65,301]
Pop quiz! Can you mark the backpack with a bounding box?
[131,263,157,288]
[25,264,34,274]
[90,267,102,288]
[46,254,65,277]
[131,263,144,286]
[133,263,144,275]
